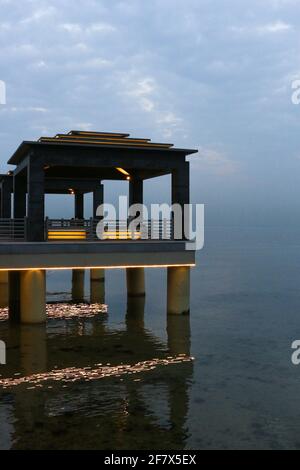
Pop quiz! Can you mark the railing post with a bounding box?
[163,218,168,240]
[141,220,147,240]
[44,217,48,241]
[24,217,28,241]
[89,217,94,240]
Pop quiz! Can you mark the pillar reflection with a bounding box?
[167,314,191,356]
[71,269,85,302]
[167,314,192,446]
[20,324,47,376]
[90,269,105,304]
[126,295,145,329]
[0,270,8,308]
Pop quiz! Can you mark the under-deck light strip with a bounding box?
[0,264,195,272]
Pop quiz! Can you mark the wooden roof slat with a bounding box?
[68,130,130,138]
[54,134,152,143]
[39,137,174,149]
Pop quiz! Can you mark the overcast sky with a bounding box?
[0,0,300,224]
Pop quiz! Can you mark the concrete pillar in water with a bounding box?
[72,269,85,302]
[126,268,145,297]
[20,270,46,324]
[0,271,8,308]
[167,266,190,315]
[90,268,105,303]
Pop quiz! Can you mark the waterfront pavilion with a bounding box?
[0,130,198,322]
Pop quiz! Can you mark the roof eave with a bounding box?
[8,141,198,166]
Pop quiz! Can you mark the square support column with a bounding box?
[171,163,190,240]
[27,156,45,241]
[129,179,143,207]
[74,193,84,219]
[129,178,143,227]
[93,183,104,219]
[1,178,12,218]
[13,174,27,218]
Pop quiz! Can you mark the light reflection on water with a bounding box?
[0,292,193,450]
[0,303,108,322]
[0,355,193,389]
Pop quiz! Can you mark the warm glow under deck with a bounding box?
[0,241,195,270]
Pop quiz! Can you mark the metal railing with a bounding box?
[0,218,26,241]
[45,218,174,242]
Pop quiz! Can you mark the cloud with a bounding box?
[230,20,292,35]
[131,78,155,97]
[60,22,116,35]
[21,6,57,24]
[257,21,292,33]
[0,22,11,31]
[121,74,184,138]
[190,147,238,176]
[126,77,156,112]
[84,58,112,69]
[86,23,116,34]
[60,23,82,34]
[4,106,48,113]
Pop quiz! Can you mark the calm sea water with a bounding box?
[1,226,300,450]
